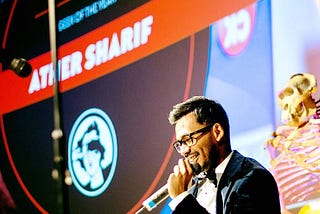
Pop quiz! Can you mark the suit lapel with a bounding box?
[216,151,245,214]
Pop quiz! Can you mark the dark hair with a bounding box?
[168,96,230,137]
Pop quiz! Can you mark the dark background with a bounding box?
[0,1,209,212]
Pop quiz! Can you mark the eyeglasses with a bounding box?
[173,124,213,153]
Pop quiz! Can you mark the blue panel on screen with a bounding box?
[204,0,273,167]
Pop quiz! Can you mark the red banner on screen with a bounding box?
[0,0,256,114]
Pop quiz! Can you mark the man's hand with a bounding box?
[167,159,194,198]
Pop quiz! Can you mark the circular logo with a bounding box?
[68,108,118,197]
[216,4,256,56]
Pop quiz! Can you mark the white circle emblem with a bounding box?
[68,108,118,197]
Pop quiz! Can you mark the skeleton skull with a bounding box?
[278,73,317,126]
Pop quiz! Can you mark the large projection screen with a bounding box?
[6,0,312,214]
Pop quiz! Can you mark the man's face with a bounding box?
[175,112,219,172]
[83,147,102,176]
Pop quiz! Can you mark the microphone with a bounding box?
[135,163,202,214]
[0,48,32,77]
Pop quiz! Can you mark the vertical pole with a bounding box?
[48,0,70,213]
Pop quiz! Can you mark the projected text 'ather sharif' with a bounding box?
[28,15,153,94]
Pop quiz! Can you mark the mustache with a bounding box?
[185,151,199,159]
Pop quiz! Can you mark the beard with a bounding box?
[203,143,219,173]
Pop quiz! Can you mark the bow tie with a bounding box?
[205,170,217,187]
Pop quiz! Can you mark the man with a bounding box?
[167,96,281,214]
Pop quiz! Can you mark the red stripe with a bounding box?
[184,34,195,101]
[2,0,17,49]
[34,0,71,19]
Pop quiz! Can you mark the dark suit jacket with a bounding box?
[172,150,281,214]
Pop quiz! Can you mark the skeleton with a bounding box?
[278,73,318,127]
[266,73,320,213]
